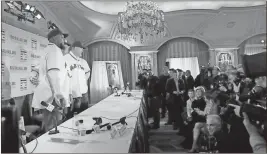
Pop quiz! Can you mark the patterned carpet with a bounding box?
[148,116,189,153]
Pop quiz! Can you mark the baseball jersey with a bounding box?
[65,51,90,98]
[32,43,72,110]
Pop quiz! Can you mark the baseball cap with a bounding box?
[72,41,86,49]
[47,28,68,40]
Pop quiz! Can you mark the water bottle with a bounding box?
[72,112,78,132]
[78,120,86,136]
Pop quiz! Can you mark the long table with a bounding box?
[20,90,148,153]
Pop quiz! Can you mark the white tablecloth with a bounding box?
[21,90,143,153]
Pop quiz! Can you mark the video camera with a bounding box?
[136,72,149,89]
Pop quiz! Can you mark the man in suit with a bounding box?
[185,70,195,91]
[158,66,170,118]
[165,69,185,130]
[195,66,206,88]
[147,72,161,129]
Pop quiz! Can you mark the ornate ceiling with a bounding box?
[80,1,265,15]
[15,1,267,49]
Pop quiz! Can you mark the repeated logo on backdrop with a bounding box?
[2,49,16,57]
[20,48,28,62]
[20,78,27,91]
[9,65,28,72]
[2,29,6,43]
[2,22,48,98]
[39,43,47,50]
[10,34,28,45]
[31,39,37,50]
[1,62,5,76]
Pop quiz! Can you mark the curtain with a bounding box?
[244,46,266,55]
[84,41,131,87]
[157,37,209,76]
[166,57,200,79]
[90,61,124,104]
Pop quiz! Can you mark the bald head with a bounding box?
[206,115,222,135]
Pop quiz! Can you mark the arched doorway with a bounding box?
[237,33,266,64]
[157,37,210,76]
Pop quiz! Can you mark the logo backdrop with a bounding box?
[1,23,48,100]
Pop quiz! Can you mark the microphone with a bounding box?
[41,101,64,135]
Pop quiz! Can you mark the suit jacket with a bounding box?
[147,75,161,97]
[185,75,195,90]
[158,74,170,96]
[165,78,185,105]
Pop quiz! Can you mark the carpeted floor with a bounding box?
[148,116,189,153]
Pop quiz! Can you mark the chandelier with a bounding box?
[117,1,166,44]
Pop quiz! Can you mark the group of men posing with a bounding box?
[31,29,91,132]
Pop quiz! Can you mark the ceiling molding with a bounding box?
[85,38,130,49]
[39,2,75,42]
[72,1,117,17]
[80,1,265,15]
[156,35,212,50]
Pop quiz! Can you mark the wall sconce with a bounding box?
[261,40,266,49]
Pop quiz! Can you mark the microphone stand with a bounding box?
[20,136,27,153]
[41,101,65,135]
[48,110,60,135]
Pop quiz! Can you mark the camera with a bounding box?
[136,72,148,89]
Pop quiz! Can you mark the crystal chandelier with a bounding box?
[117,1,166,44]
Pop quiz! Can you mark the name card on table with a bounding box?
[118,124,127,136]
[110,126,118,139]
[92,125,101,133]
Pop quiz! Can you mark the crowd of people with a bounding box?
[137,62,266,153]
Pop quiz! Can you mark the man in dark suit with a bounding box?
[158,66,170,118]
[165,69,185,130]
[147,73,161,129]
[195,66,206,88]
[185,70,195,90]
[183,70,195,101]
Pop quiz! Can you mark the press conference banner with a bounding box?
[1,22,48,100]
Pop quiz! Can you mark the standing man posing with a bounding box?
[32,29,72,132]
[65,41,90,116]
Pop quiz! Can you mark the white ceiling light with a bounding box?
[25,4,30,10]
[30,6,35,12]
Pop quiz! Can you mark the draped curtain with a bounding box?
[244,46,266,55]
[90,61,124,104]
[82,41,131,87]
[157,37,209,75]
[166,57,200,79]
